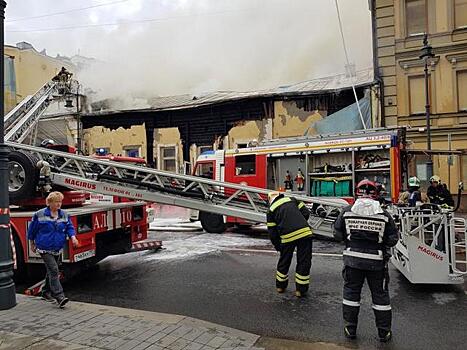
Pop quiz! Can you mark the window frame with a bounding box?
[454,0,467,29]
[123,145,141,158]
[404,0,428,37]
[157,144,179,173]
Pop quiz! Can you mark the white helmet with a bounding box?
[408,176,420,187]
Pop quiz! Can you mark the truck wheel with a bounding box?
[199,211,226,234]
[9,150,39,202]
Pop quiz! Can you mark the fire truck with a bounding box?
[192,127,406,233]
[5,74,160,282]
[5,72,465,287]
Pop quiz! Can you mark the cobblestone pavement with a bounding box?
[0,294,264,350]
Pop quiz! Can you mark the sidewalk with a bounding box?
[0,294,263,350]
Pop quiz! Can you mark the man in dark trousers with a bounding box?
[334,180,399,342]
[267,191,312,297]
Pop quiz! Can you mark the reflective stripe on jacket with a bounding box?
[267,195,312,246]
[333,203,399,271]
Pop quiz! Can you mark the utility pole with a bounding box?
[0,0,16,310]
[419,34,435,181]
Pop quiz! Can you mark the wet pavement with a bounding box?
[49,229,467,350]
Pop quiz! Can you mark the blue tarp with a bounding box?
[304,93,371,135]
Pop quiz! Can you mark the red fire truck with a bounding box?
[9,145,159,282]
[192,127,407,232]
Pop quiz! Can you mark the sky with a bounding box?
[5,0,373,102]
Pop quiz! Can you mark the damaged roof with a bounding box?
[90,68,374,114]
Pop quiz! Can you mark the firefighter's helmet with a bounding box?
[430,175,441,183]
[268,191,281,204]
[408,176,421,188]
[355,179,379,199]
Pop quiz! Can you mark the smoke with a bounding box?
[5,0,373,104]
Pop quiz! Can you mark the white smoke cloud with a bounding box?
[5,0,373,102]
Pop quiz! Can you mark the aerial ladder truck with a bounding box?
[4,72,466,286]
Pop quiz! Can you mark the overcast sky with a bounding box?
[5,0,373,101]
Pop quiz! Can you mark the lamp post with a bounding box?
[76,84,81,154]
[419,34,435,181]
[0,0,16,310]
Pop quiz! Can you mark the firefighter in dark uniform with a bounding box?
[267,191,313,297]
[334,180,399,342]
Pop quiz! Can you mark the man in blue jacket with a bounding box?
[27,191,79,308]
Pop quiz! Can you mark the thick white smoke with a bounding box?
[5,0,373,104]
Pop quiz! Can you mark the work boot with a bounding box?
[378,329,392,343]
[57,297,69,309]
[40,291,55,303]
[276,288,285,293]
[344,325,357,340]
[295,290,307,298]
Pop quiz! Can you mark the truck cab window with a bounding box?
[235,155,256,175]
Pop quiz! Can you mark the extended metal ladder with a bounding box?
[4,81,61,143]
[6,141,347,235]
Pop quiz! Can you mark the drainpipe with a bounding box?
[369,0,385,127]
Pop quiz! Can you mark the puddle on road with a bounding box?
[143,233,267,261]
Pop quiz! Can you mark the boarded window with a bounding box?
[455,0,467,28]
[409,76,426,115]
[406,0,427,36]
[457,70,467,111]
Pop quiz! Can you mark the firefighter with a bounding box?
[267,191,312,297]
[398,176,428,207]
[427,175,454,207]
[333,180,399,342]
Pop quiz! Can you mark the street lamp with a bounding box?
[0,0,16,310]
[419,34,435,181]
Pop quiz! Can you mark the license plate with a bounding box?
[73,249,96,262]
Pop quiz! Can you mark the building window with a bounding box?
[455,0,467,29]
[457,70,467,111]
[159,145,177,172]
[406,0,427,36]
[409,75,427,115]
[235,155,256,175]
[123,146,140,158]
